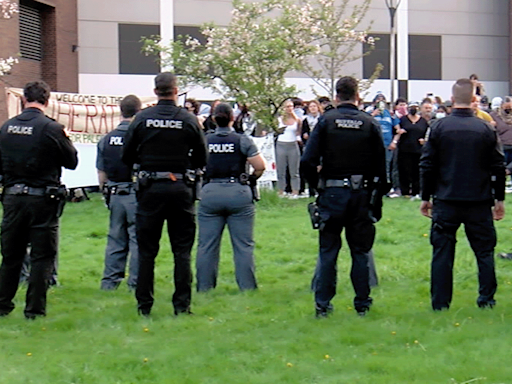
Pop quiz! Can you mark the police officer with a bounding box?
[96,95,141,291]
[122,72,207,316]
[420,78,505,311]
[196,103,266,291]
[0,81,78,319]
[301,76,386,318]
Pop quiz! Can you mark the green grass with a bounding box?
[1,192,512,383]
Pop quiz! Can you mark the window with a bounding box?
[19,3,42,61]
[409,35,442,80]
[119,24,160,75]
[363,33,390,79]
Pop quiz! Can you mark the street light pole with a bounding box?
[160,0,174,71]
[385,0,401,104]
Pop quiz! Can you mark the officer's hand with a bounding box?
[493,201,505,221]
[420,200,433,218]
[303,133,309,140]
[419,138,425,145]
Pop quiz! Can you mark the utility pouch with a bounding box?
[350,175,364,191]
[308,202,324,230]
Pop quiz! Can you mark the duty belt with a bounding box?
[138,171,184,181]
[325,178,369,188]
[207,177,240,184]
[109,183,134,195]
[4,184,46,196]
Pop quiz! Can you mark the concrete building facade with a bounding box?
[0,0,79,120]
[77,0,511,103]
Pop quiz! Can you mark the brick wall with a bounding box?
[0,0,78,121]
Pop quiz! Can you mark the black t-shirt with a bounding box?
[398,116,428,154]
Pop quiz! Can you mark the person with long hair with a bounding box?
[301,100,323,197]
[276,99,302,198]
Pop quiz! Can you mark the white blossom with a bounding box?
[1,0,18,19]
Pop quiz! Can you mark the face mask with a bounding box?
[397,106,407,116]
[436,112,446,119]
[409,107,418,116]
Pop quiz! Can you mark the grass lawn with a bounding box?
[1,192,512,383]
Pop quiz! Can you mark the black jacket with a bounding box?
[420,108,505,202]
[301,103,386,183]
[122,100,207,173]
[0,108,78,187]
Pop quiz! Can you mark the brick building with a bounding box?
[0,0,78,121]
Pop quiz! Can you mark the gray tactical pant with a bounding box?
[101,192,139,290]
[196,183,257,291]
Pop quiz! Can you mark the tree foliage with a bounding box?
[0,0,18,76]
[143,0,378,130]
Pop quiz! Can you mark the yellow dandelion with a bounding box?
[454,323,460,327]
[324,354,330,359]
[286,362,293,367]
[391,331,396,335]
[26,353,32,357]
[143,358,148,363]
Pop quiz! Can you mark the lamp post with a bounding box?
[385,0,401,104]
[160,0,174,71]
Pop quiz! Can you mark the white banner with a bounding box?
[5,88,157,188]
[252,133,277,182]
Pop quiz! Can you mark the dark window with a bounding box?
[19,4,42,61]
[363,34,390,79]
[409,35,442,80]
[119,24,160,75]
[173,26,207,45]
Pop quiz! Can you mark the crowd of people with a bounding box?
[0,72,509,320]
[182,73,512,202]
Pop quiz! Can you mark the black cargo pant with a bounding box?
[135,180,195,314]
[0,195,58,318]
[430,200,497,310]
[313,187,375,312]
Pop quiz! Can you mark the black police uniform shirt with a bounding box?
[122,100,207,172]
[301,103,386,182]
[0,107,78,188]
[205,127,259,180]
[420,108,505,202]
[97,120,133,182]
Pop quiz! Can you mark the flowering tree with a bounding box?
[143,0,378,130]
[300,0,382,99]
[0,0,19,76]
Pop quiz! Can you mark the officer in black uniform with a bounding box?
[196,103,266,291]
[122,72,208,316]
[97,95,141,291]
[0,81,78,319]
[420,78,505,311]
[301,76,386,318]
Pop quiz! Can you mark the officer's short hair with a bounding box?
[335,77,358,102]
[154,72,177,97]
[24,81,51,105]
[213,103,233,127]
[120,95,142,118]
[452,78,475,105]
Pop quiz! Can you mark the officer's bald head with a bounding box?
[154,72,178,99]
[452,78,475,106]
